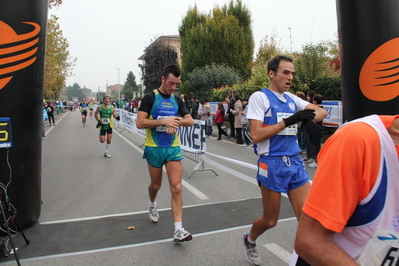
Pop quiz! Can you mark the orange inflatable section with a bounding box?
[359,38,399,102]
[0,21,40,90]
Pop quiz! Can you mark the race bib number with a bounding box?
[82,107,87,111]
[277,112,297,135]
[156,116,168,132]
[102,118,110,124]
[357,228,399,266]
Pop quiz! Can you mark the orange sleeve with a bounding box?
[303,122,380,233]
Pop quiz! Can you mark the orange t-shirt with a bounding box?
[303,115,399,233]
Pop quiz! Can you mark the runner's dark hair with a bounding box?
[162,64,181,79]
[267,55,293,74]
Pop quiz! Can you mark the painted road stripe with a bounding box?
[205,151,258,170]
[203,157,258,185]
[23,218,296,265]
[40,197,261,225]
[264,243,292,264]
[113,130,209,200]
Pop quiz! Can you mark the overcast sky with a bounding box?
[49,0,338,92]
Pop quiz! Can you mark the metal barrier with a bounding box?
[182,150,218,179]
[113,108,217,179]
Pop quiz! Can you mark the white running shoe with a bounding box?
[173,228,192,242]
[306,158,315,164]
[242,233,261,266]
[308,162,318,168]
[149,207,159,223]
[104,153,111,158]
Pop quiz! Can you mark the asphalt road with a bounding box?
[0,110,316,266]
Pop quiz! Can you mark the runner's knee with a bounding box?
[260,215,278,229]
[150,182,161,192]
[169,182,182,196]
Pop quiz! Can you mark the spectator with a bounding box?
[205,112,213,137]
[296,92,306,152]
[191,97,199,119]
[230,94,243,145]
[302,90,316,163]
[307,94,324,168]
[225,90,237,138]
[215,102,228,140]
[45,101,55,126]
[241,98,253,147]
[200,101,210,121]
[183,95,191,113]
[132,99,138,113]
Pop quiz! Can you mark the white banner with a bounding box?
[114,109,205,153]
[178,119,206,153]
[322,100,343,127]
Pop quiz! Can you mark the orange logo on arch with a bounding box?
[0,21,40,90]
[359,38,399,102]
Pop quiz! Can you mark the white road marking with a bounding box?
[24,218,297,265]
[203,157,258,185]
[205,151,258,170]
[182,179,210,200]
[40,197,259,225]
[113,130,210,200]
[264,243,292,264]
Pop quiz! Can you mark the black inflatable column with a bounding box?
[336,0,399,121]
[0,0,48,228]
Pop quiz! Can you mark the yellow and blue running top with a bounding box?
[144,90,180,148]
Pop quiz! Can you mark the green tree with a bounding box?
[291,42,336,92]
[49,0,62,8]
[179,0,254,80]
[81,86,91,97]
[313,77,342,100]
[185,63,241,101]
[44,15,76,100]
[122,71,138,100]
[66,83,86,101]
[256,29,284,65]
[323,37,341,72]
[242,63,271,96]
[139,42,178,93]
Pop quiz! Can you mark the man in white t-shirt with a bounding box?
[241,55,327,266]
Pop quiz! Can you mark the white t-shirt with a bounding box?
[246,90,309,156]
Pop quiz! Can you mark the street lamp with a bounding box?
[288,27,292,53]
[116,68,120,102]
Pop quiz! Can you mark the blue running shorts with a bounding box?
[256,154,309,193]
[143,146,183,168]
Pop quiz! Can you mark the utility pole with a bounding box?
[116,68,120,101]
[288,27,293,53]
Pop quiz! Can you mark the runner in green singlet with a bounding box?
[94,95,120,158]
